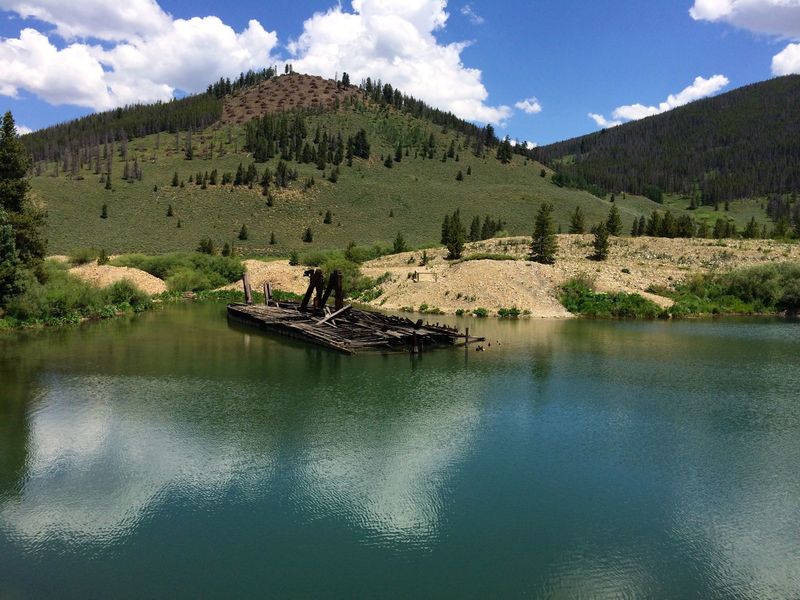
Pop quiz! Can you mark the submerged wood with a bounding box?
[227,302,483,355]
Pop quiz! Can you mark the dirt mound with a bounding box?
[362,235,800,317]
[69,264,168,295]
[221,74,362,125]
[218,259,309,295]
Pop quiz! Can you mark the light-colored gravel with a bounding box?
[69,264,168,295]
[218,259,310,295]
[361,235,800,317]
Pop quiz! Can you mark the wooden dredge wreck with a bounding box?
[227,269,483,355]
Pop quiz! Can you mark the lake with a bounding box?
[1,304,799,598]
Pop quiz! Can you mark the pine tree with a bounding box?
[530,202,557,264]
[496,137,513,164]
[101,203,108,219]
[645,211,661,236]
[445,209,465,259]
[197,238,215,254]
[743,216,759,239]
[606,204,622,236]
[167,204,173,217]
[467,165,472,176]
[569,206,585,234]
[469,216,481,242]
[185,130,193,160]
[383,155,393,168]
[0,209,23,305]
[238,224,248,240]
[394,142,403,163]
[221,242,232,257]
[171,171,179,187]
[393,232,407,254]
[302,227,313,243]
[269,232,276,245]
[593,222,610,260]
[324,210,333,224]
[441,214,451,245]
[456,170,464,181]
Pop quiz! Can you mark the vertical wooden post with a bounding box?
[263,282,272,305]
[465,327,470,348]
[334,270,344,311]
[243,273,253,305]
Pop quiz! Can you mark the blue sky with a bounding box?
[1,0,798,145]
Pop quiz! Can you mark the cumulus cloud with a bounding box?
[0,3,278,110]
[689,0,800,38]
[0,0,172,40]
[460,3,484,25]
[689,0,800,75]
[509,139,537,149]
[588,113,622,128]
[772,41,800,73]
[588,75,730,128]
[15,123,33,135]
[514,96,542,114]
[288,0,510,124]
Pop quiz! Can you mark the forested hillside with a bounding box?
[17,72,781,255]
[535,75,800,204]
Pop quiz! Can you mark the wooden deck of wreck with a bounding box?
[227,302,482,354]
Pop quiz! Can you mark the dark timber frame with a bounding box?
[228,270,482,354]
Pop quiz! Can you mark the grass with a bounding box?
[654,262,800,316]
[0,260,152,328]
[32,104,686,257]
[110,252,244,292]
[560,275,663,319]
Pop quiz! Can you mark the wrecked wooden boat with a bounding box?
[227,269,483,355]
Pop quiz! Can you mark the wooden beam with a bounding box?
[243,273,253,305]
[316,304,351,326]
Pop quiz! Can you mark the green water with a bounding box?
[1,304,799,598]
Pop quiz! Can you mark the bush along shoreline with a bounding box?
[562,262,800,320]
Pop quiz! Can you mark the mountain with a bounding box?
[535,75,800,205]
[20,72,758,255]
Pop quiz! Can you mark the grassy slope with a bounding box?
[34,105,705,255]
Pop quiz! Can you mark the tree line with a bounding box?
[534,75,800,204]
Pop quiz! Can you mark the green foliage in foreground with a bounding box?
[111,252,244,292]
[0,261,151,327]
[561,276,663,319]
[656,262,800,316]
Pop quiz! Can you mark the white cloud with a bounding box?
[509,138,537,149]
[0,0,172,41]
[588,113,622,128]
[15,123,33,135]
[514,96,542,114]
[588,75,730,128]
[460,3,484,25]
[772,41,800,73]
[0,5,279,110]
[288,0,510,124]
[689,1,800,75]
[689,0,800,38]
[0,0,508,124]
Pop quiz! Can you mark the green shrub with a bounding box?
[111,253,243,290]
[560,277,661,319]
[69,248,99,265]
[472,307,489,318]
[665,262,800,316]
[105,280,150,309]
[166,268,212,292]
[498,307,522,318]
